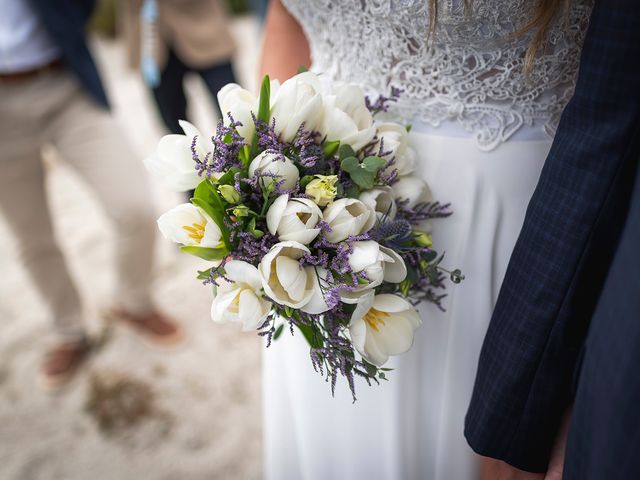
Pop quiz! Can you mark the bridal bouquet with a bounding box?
[145,71,461,399]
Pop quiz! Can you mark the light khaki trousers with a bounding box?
[0,69,156,341]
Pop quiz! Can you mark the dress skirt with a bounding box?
[263,131,552,480]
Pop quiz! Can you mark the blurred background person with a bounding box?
[120,0,238,136]
[0,0,183,391]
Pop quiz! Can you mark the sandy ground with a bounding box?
[0,16,264,480]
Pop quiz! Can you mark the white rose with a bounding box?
[217,83,258,142]
[266,194,322,245]
[376,122,416,177]
[249,151,300,191]
[349,292,422,366]
[340,241,407,304]
[157,203,222,248]
[392,176,433,209]
[258,241,329,313]
[270,71,324,142]
[322,198,376,243]
[211,260,272,331]
[321,84,377,152]
[359,186,397,220]
[144,120,209,192]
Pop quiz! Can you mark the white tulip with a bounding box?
[321,84,377,152]
[392,176,433,209]
[349,292,422,366]
[144,120,210,192]
[376,122,416,177]
[301,266,331,315]
[249,151,300,192]
[266,195,322,245]
[359,186,397,220]
[217,83,258,142]
[340,241,407,303]
[270,71,324,142]
[258,241,316,309]
[157,203,222,248]
[322,198,376,243]
[211,260,272,331]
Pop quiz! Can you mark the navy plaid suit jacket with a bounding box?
[464,0,640,473]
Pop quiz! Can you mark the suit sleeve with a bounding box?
[464,0,640,472]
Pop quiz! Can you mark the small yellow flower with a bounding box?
[305,175,338,207]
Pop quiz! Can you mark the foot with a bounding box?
[107,308,184,347]
[40,338,91,391]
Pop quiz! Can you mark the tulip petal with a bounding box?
[372,294,413,313]
[211,289,240,323]
[380,247,408,283]
[266,194,289,235]
[362,330,390,366]
[275,256,306,302]
[370,313,415,357]
[224,260,262,290]
[300,267,331,314]
[238,289,269,331]
[348,241,380,272]
[280,228,321,245]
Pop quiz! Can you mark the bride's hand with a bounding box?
[259,0,311,82]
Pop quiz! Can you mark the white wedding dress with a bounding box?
[263,1,592,479]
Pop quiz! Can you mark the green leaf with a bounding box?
[349,168,375,189]
[192,180,231,250]
[273,324,285,341]
[180,245,228,261]
[340,156,360,173]
[345,185,360,198]
[218,184,240,204]
[338,144,355,161]
[257,75,271,124]
[322,140,340,158]
[247,217,264,238]
[300,175,315,190]
[362,156,386,173]
[362,359,378,377]
[197,268,212,280]
[216,167,240,186]
[297,323,323,349]
[297,65,309,74]
[238,145,251,169]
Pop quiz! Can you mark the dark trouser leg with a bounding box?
[151,49,189,134]
[198,60,237,121]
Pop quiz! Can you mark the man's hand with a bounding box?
[544,409,572,480]
[480,457,544,480]
[479,409,571,480]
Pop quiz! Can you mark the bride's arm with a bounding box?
[259,0,311,81]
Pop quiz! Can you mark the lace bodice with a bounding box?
[282,0,592,151]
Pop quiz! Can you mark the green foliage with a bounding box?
[299,175,315,190]
[192,180,231,250]
[297,323,324,349]
[247,218,264,238]
[273,324,285,341]
[218,185,240,204]
[340,155,386,190]
[257,75,271,124]
[180,245,228,261]
[322,140,340,158]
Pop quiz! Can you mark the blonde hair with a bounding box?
[428,0,571,71]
